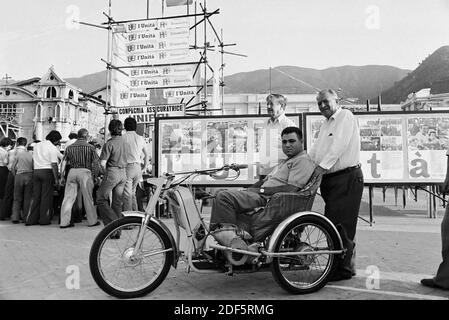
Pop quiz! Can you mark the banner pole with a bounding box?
[104,0,113,144]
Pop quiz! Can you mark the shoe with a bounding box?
[88,221,101,227]
[328,272,352,282]
[421,278,449,290]
[60,223,75,229]
[12,220,20,224]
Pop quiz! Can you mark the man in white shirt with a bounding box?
[309,89,363,282]
[258,93,295,177]
[122,117,151,211]
[26,130,62,225]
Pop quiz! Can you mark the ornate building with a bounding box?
[0,67,105,146]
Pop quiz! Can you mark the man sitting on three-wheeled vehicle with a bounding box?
[209,126,316,245]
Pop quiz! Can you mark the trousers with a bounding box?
[11,172,33,222]
[97,167,126,226]
[26,169,55,225]
[60,168,97,227]
[320,167,364,277]
[434,205,449,288]
[123,162,142,211]
[210,189,268,227]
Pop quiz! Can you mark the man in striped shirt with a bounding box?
[59,128,100,228]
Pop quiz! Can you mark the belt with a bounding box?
[107,166,126,169]
[324,164,361,178]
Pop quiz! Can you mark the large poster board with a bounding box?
[155,114,302,185]
[304,111,449,183]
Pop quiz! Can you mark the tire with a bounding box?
[271,215,340,294]
[89,216,174,299]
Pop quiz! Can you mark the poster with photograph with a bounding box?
[156,115,302,185]
[306,112,449,183]
[407,116,449,181]
[159,120,202,173]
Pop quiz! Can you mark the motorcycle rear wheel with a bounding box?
[271,215,340,294]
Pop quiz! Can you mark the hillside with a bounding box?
[65,65,409,103]
[379,46,449,103]
[66,70,108,94]
[224,65,410,103]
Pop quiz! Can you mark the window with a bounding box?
[55,105,61,120]
[36,104,42,120]
[68,90,74,99]
[46,87,57,98]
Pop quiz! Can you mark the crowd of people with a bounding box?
[0,117,151,233]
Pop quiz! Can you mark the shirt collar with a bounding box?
[328,107,342,121]
[268,113,287,124]
[286,150,306,160]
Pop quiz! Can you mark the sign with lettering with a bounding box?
[126,39,189,54]
[304,111,449,183]
[129,65,194,79]
[130,77,193,89]
[127,49,190,65]
[163,88,196,99]
[118,104,185,124]
[124,18,189,33]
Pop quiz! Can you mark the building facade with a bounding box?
[0,67,105,146]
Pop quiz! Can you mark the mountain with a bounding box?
[378,46,449,104]
[224,65,410,102]
[64,65,410,103]
[65,70,108,93]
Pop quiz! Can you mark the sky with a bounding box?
[1,0,449,81]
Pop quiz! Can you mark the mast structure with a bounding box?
[77,0,246,136]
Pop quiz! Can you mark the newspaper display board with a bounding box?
[304,111,449,184]
[155,115,302,185]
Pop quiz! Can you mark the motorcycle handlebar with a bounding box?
[228,163,248,170]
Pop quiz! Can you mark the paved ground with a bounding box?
[1,186,449,301]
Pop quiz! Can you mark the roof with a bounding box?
[11,77,41,87]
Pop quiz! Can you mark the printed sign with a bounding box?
[127,49,189,65]
[129,65,194,79]
[130,77,193,89]
[124,18,189,33]
[118,104,185,123]
[305,112,449,183]
[163,88,197,99]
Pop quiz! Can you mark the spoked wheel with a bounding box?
[271,215,340,294]
[89,216,174,299]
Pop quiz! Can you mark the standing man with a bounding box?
[309,89,364,281]
[122,117,150,211]
[1,141,17,219]
[258,93,295,178]
[26,130,62,226]
[96,119,127,231]
[420,151,449,290]
[10,138,33,224]
[59,128,100,228]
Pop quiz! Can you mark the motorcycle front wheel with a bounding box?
[89,216,174,299]
[271,215,340,294]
